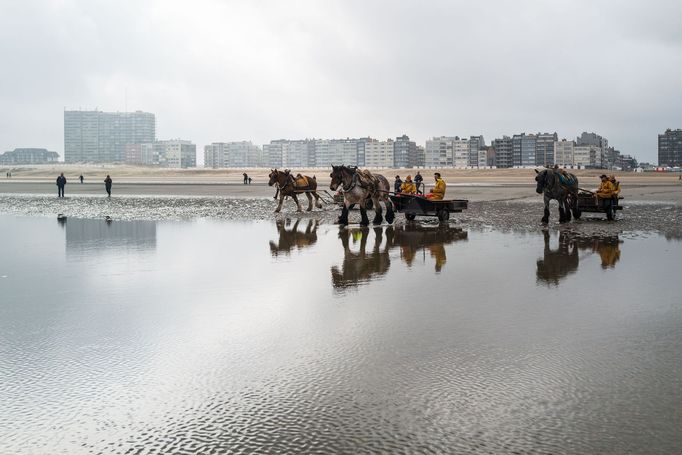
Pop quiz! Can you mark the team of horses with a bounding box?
[268,165,584,226]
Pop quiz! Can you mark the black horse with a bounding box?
[535,168,579,224]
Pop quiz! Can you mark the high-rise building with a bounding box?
[393,135,418,168]
[452,138,470,167]
[658,129,682,167]
[491,136,513,168]
[535,132,558,166]
[468,136,485,167]
[314,139,361,166]
[573,144,600,168]
[512,133,536,166]
[64,110,155,163]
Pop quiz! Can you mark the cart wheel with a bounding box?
[438,209,450,222]
[405,213,416,221]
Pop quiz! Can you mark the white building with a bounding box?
[425,137,455,167]
[554,140,575,167]
[574,145,601,168]
[156,140,196,168]
[453,138,470,167]
[204,141,262,168]
[364,139,394,168]
[314,139,359,166]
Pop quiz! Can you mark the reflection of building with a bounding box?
[536,231,621,286]
[269,219,319,257]
[331,225,468,291]
[65,218,156,253]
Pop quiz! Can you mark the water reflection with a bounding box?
[537,230,622,286]
[65,217,157,253]
[269,218,319,256]
[331,225,467,290]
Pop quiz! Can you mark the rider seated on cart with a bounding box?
[595,174,617,219]
[400,175,417,194]
[426,172,446,200]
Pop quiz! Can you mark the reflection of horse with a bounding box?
[535,168,579,224]
[536,230,622,285]
[331,225,468,289]
[330,165,394,226]
[269,219,319,256]
[537,230,580,285]
[331,227,393,289]
[268,169,322,213]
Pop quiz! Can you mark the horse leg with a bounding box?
[305,192,313,211]
[541,196,550,224]
[563,198,572,222]
[385,198,395,224]
[313,191,322,209]
[359,201,370,226]
[293,194,302,212]
[337,203,349,225]
[275,193,284,212]
[372,197,383,225]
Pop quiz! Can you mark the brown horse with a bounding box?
[268,169,322,213]
[329,165,394,226]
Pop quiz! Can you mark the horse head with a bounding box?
[535,168,549,194]
[268,169,278,186]
[330,164,343,191]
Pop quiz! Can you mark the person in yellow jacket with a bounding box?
[400,175,417,194]
[427,172,446,200]
[595,174,616,220]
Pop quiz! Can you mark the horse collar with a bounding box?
[342,170,358,192]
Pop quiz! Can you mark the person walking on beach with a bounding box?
[104,175,112,197]
[414,171,423,194]
[248,176,252,185]
[394,175,402,193]
[243,172,248,184]
[56,173,66,197]
[79,174,84,183]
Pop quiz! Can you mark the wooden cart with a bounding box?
[389,194,468,221]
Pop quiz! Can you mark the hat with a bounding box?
[406,175,412,180]
[599,174,607,179]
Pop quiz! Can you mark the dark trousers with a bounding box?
[106,186,111,197]
[58,186,64,197]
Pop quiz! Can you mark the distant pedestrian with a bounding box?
[56,173,66,197]
[104,175,112,197]
[394,175,402,193]
[243,172,248,184]
[79,174,84,183]
[248,177,252,185]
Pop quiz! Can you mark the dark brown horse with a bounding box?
[329,165,394,226]
[268,169,322,213]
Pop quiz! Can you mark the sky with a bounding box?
[0,0,680,165]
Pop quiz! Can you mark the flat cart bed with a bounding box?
[389,194,468,221]
[575,192,623,218]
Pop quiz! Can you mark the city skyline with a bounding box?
[1,1,681,165]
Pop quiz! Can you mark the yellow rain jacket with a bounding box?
[400,180,416,194]
[430,178,446,200]
[596,180,616,198]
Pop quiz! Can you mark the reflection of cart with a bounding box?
[574,191,623,220]
[389,194,468,221]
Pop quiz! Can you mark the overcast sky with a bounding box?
[1,0,680,164]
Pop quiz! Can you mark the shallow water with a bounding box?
[1,215,681,454]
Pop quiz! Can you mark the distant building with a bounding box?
[393,135,418,168]
[156,140,196,168]
[535,132,558,166]
[0,148,59,164]
[124,144,143,164]
[425,137,455,167]
[468,136,485,167]
[453,137,470,167]
[491,136,513,168]
[553,139,575,167]
[618,154,638,171]
[64,110,155,163]
[658,128,682,167]
[512,133,536,167]
[576,131,608,168]
[574,144,600,168]
[314,139,362,167]
[364,139,394,168]
[204,141,261,168]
